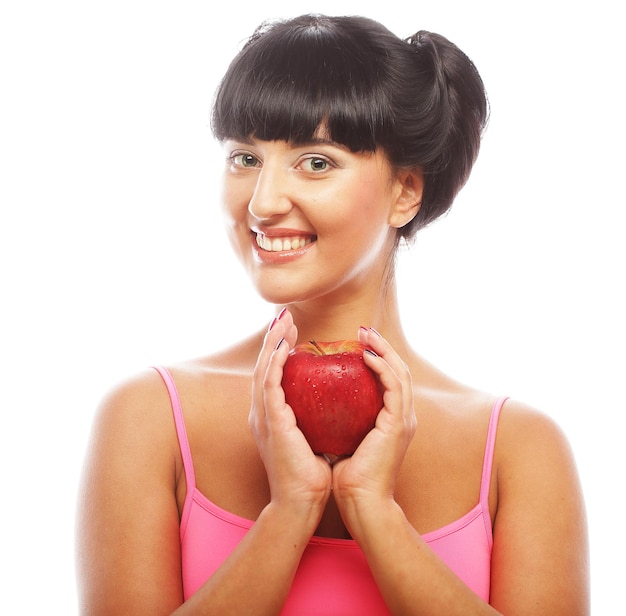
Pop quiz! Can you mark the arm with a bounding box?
[333,330,589,615]
[76,371,187,615]
[76,312,332,615]
[488,403,589,614]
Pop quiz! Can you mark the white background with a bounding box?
[1,0,623,612]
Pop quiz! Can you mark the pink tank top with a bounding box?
[154,366,505,613]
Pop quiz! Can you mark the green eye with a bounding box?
[233,153,259,168]
[308,157,328,171]
[241,154,258,167]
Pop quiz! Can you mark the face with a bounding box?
[220,135,405,307]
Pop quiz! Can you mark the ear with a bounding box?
[388,168,424,229]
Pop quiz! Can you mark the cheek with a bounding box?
[313,188,388,254]
[336,178,391,232]
[219,182,253,258]
[220,179,253,234]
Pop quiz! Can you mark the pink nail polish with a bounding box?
[269,308,288,331]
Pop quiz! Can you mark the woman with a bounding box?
[76,14,589,615]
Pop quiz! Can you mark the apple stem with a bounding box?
[309,340,326,355]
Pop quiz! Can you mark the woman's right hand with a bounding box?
[249,309,332,525]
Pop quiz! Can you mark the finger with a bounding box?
[359,328,415,425]
[358,327,408,378]
[252,310,293,409]
[275,309,298,350]
[263,309,291,359]
[250,338,290,440]
[262,337,293,419]
[362,350,405,422]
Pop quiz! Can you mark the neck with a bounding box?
[275,276,412,360]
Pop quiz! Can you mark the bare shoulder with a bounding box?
[77,368,188,613]
[79,367,185,528]
[87,367,179,462]
[492,396,586,535]
[494,397,580,480]
[489,398,589,614]
[97,366,172,414]
[429,387,589,612]
[87,330,263,458]
[490,396,585,519]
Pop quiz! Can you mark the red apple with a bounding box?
[281,340,384,456]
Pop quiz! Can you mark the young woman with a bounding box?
[76,14,589,615]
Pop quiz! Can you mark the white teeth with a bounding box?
[256,234,313,252]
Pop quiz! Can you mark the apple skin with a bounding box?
[281,340,384,456]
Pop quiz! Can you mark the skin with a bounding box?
[76,137,589,615]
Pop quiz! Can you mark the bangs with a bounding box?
[212,18,391,152]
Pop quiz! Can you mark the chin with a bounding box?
[256,287,305,307]
[252,278,319,307]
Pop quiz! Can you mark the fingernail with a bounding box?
[269,308,288,331]
[275,337,285,350]
[369,327,382,337]
[359,325,369,333]
[364,348,378,357]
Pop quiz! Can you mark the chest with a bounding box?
[178,391,493,539]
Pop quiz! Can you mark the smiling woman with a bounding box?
[75,13,589,616]
[221,137,409,305]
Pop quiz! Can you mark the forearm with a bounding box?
[172,502,319,615]
[344,498,502,616]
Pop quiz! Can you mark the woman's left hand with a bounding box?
[332,327,417,515]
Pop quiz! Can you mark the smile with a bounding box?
[255,233,316,252]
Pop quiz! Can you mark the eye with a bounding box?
[230,152,261,168]
[301,156,331,172]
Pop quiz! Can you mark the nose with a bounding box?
[247,164,293,221]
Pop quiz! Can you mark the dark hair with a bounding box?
[211,14,489,236]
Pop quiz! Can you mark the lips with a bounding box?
[254,232,316,253]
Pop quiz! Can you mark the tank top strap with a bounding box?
[153,366,197,495]
[479,396,508,505]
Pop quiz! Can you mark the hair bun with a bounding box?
[399,29,489,229]
[406,30,428,49]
